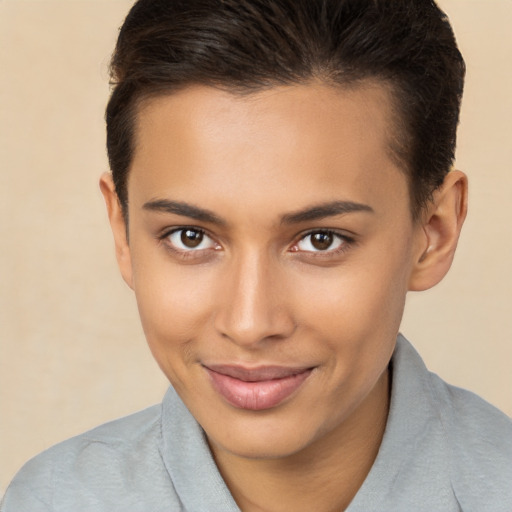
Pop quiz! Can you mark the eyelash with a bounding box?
[291,229,355,258]
[158,227,355,260]
[158,226,220,260]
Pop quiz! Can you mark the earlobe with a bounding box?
[408,170,468,291]
[99,173,134,289]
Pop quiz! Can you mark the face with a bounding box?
[114,83,427,459]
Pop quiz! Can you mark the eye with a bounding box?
[166,228,218,251]
[295,230,346,252]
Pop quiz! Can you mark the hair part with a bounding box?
[106,0,465,221]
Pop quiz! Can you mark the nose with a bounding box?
[214,251,296,348]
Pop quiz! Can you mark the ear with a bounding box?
[408,170,468,291]
[99,173,134,289]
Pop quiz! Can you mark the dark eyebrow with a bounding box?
[142,199,227,226]
[143,198,373,226]
[280,201,374,224]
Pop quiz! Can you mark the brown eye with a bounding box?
[181,229,203,248]
[311,232,334,250]
[167,228,217,251]
[296,230,345,252]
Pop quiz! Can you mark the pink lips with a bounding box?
[204,364,313,411]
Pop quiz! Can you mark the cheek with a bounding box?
[292,243,411,349]
[130,249,216,355]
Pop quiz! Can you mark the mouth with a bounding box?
[203,364,314,411]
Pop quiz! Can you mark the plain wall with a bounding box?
[1,0,511,492]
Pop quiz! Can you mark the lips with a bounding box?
[204,364,313,411]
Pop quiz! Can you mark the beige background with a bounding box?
[1,0,511,493]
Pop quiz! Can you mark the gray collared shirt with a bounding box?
[3,335,512,511]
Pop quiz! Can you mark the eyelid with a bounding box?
[159,226,221,254]
[290,229,356,255]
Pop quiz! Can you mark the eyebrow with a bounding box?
[143,198,374,226]
[280,200,374,224]
[143,199,227,226]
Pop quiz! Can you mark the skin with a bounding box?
[101,83,467,511]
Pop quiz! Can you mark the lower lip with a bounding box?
[205,368,313,411]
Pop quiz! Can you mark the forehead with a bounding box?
[129,82,409,220]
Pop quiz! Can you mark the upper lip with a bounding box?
[203,364,313,382]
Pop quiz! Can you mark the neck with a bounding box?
[210,367,390,512]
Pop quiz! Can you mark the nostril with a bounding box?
[214,306,296,347]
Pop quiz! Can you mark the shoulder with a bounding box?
[34,402,163,468]
[352,336,512,511]
[1,404,179,512]
[427,366,512,510]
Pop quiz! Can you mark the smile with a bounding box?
[203,364,314,411]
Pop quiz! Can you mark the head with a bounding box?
[100,0,467,463]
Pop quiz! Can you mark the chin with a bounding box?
[203,406,329,461]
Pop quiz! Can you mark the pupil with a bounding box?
[311,232,333,250]
[181,229,203,248]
